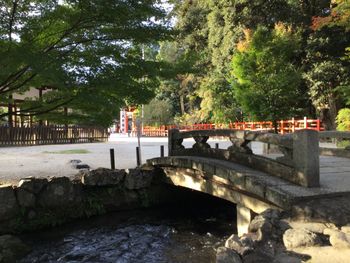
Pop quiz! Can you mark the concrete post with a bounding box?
[293,129,320,187]
[237,204,253,237]
[168,129,179,156]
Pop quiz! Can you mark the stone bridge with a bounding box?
[147,129,350,235]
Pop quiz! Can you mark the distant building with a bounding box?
[1,87,54,127]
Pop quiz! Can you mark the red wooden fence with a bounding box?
[139,117,323,137]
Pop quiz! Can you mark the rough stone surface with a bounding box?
[124,168,154,190]
[291,196,350,226]
[287,221,337,234]
[16,188,35,208]
[0,235,31,263]
[242,251,274,263]
[324,229,350,248]
[225,234,253,256]
[283,229,322,249]
[0,186,19,221]
[81,168,126,186]
[341,225,350,234]
[216,247,242,263]
[17,178,48,194]
[272,253,301,263]
[248,215,273,241]
[37,177,81,207]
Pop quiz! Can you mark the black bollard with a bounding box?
[136,146,141,166]
[110,148,115,170]
[160,145,164,157]
[215,143,219,149]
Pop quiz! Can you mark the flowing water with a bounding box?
[21,191,236,263]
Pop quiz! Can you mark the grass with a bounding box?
[43,149,91,154]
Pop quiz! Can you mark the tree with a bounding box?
[0,0,170,126]
[304,16,350,129]
[156,40,200,119]
[231,25,303,132]
[143,98,173,126]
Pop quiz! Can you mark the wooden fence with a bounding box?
[0,125,108,146]
[139,117,323,137]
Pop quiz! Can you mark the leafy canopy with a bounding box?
[231,24,303,126]
[0,0,171,126]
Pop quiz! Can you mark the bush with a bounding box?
[336,108,350,148]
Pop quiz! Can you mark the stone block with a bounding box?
[18,178,48,194]
[293,130,320,187]
[0,186,19,221]
[124,168,154,190]
[16,188,36,208]
[81,168,126,186]
[283,228,322,249]
[324,228,350,248]
[244,176,265,198]
[37,177,80,207]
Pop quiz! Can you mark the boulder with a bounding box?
[324,229,350,249]
[225,234,253,256]
[0,235,31,263]
[216,247,242,263]
[124,168,154,190]
[81,168,126,186]
[283,229,322,249]
[287,221,337,234]
[248,215,273,241]
[17,178,48,194]
[37,177,81,207]
[0,186,19,221]
[341,225,350,234]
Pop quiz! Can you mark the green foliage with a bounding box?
[303,25,350,129]
[0,0,171,126]
[336,108,350,131]
[143,98,174,126]
[197,75,240,123]
[231,26,303,127]
[336,108,350,148]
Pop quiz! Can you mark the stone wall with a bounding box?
[0,167,173,234]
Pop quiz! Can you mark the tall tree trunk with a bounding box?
[179,94,185,115]
[272,119,278,134]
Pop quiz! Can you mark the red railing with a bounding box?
[139,117,323,137]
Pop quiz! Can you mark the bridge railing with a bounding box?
[168,129,319,188]
[319,131,350,158]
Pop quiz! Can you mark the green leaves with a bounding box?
[231,25,303,124]
[0,0,171,126]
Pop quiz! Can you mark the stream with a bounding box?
[20,191,237,263]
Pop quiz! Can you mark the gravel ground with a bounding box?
[0,135,235,185]
[0,134,339,186]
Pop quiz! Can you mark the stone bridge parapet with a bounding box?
[168,129,320,187]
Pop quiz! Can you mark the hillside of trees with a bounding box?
[153,0,350,131]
